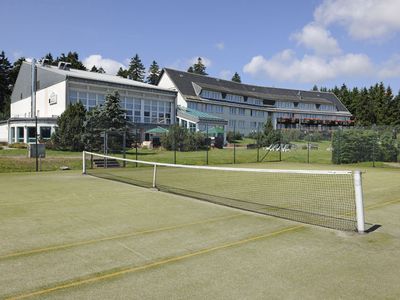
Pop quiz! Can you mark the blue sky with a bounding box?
[2,0,400,92]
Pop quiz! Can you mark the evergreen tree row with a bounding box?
[313,83,400,126]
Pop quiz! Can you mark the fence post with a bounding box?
[372,125,376,168]
[306,130,309,164]
[122,131,126,168]
[279,129,282,162]
[135,127,138,167]
[206,124,209,165]
[256,125,260,163]
[338,127,342,165]
[174,132,177,164]
[233,123,236,164]
[152,164,157,188]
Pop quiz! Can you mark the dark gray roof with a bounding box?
[162,68,349,112]
[11,62,66,103]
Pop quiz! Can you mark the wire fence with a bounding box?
[98,125,400,167]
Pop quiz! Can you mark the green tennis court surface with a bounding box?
[1,163,399,299]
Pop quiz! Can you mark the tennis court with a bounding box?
[1,162,400,299]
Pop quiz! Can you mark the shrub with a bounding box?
[226,131,242,143]
[9,143,27,149]
[161,125,207,151]
[332,129,399,164]
[0,145,3,150]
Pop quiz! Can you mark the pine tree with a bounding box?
[54,51,86,70]
[128,54,145,81]
[90,65,106,73]
[43,53,54,65]
[356,88,376,126]
[0,51,12,118]
[188,57,207,75]
[231,72,241,83]
[9,57,26,85]
[52,102,86,151]
[100,91,127,131]
[117,67,129,78]
[312,85,318,91]
[146,61,160,85]
[90,65,99,72]
[82,91,130,151]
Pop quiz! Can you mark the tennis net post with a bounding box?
[354,170,365,233]
[82,151,86,174]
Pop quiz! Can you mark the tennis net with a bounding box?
[83,151,366,232]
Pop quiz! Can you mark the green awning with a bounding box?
[203,127,225,135]
[145,126,169,134]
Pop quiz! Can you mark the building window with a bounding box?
[238,108,245,116]
[188,102,198,110]
[206,104,213,113]
[17,127,24,143]
[189,122,196,132]
[40,127,52,139]
[215,105,223,113]
[228,119,236,128]
[226,94,243,102]
[201,90,222,100]
[238,120,245,128]
[27,127,36,143]
[229,107,237,115]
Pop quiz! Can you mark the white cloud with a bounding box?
[314,0,400,40]
[291,23,341,56]
[216,42,225,50]
[378,54,400,78]
[243,50,373,83]
[83,54,126,74]
[219,69,232,79]
[188,56,212,68]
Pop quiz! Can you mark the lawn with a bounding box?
[0,163,399,299]
[0,139,393,173]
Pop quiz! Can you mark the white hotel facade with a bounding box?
[158,68,353,135]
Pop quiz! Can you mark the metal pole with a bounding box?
[233,123,236,164]
[257,126,260,163]
[174,130,177,164]
[122,131,126,167]
[135,127,138,167]
[354,170,365,233]
[31,59,38,172]
[307,131,310,164]
[206,123,209,165]
[372,125,376,168]
[35,115,38,171]
[279,129,282,162]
